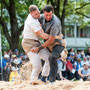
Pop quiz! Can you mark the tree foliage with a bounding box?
[0,0,45,51]
[0,0,90,51]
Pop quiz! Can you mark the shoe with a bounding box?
[30,81,39,85]
[30,80,39,85]
[41,76,46,82]
[80,78,83,81]
[71,78,76,81]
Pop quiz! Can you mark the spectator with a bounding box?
[74,58,82,80]
[81,50,85,57]
[74,53,78,61]
[66,57,75,80]
[11,55,17,66]
[18,53,24,64]
[14,49,20,58]
[3,51,8,55]
[0,54,9,81]
[9,67,19,82]
[7,49,13,59]
[21,58,26,66]
[70,54,75,67]
[69,48,74,55]
[57,58,67,80]
[77,51,81,58]
[87,55,90,68]
[81,57,89,67]
[85,47,90,56]
[5,62,12,81]
[11,55,20,69]
[78,63,90,81]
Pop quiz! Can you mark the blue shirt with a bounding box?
[74,62,82,71]
[0,58,9,68]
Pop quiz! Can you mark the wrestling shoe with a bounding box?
[41,76,46,82]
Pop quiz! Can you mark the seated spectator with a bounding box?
[74,58,82,80]
[78,63,90,81]
[70,53,75,67]
[81,57,89,67]
[57,58,67,80]
[9,67,19,82]
[66,57,75,80]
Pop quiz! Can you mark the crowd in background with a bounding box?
[0,49,29,81]
[57,47,90,81]
[0,47,90,82]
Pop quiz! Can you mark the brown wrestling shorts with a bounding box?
[22,39,41,53]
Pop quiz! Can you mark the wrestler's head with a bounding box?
[29,5,40,19]
[43,5,54,21]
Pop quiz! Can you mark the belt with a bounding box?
[23,39,40,43]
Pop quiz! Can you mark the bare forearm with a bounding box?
[35,29,49,40]
[40,33,49,40]
[42,36,55,48]
[36,29,63,40]
[42,40,53,48]
[78,70,86,78]
[78,70,82,76]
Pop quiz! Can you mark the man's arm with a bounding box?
[31,29,63,53]
[35,29,63,40]
[35,29,49,40]
[41,35,55,48]
[31,35,55,53]
[78,70,88,78]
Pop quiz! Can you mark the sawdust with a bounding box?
[0,62,90,90]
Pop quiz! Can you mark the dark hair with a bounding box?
[43,5,54,12]
[29,5,38,12]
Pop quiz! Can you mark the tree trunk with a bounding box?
[53,0,60,19]
[0,0,23,51]
[61,0,68,36]
[10,36,19,51]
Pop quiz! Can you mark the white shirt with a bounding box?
[22,14,42,40]
[81,60,89,67]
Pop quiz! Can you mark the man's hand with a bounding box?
[55,34,63,40]
[85,74,90,77]
[31,47,39,53]
[81,75,85,78]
